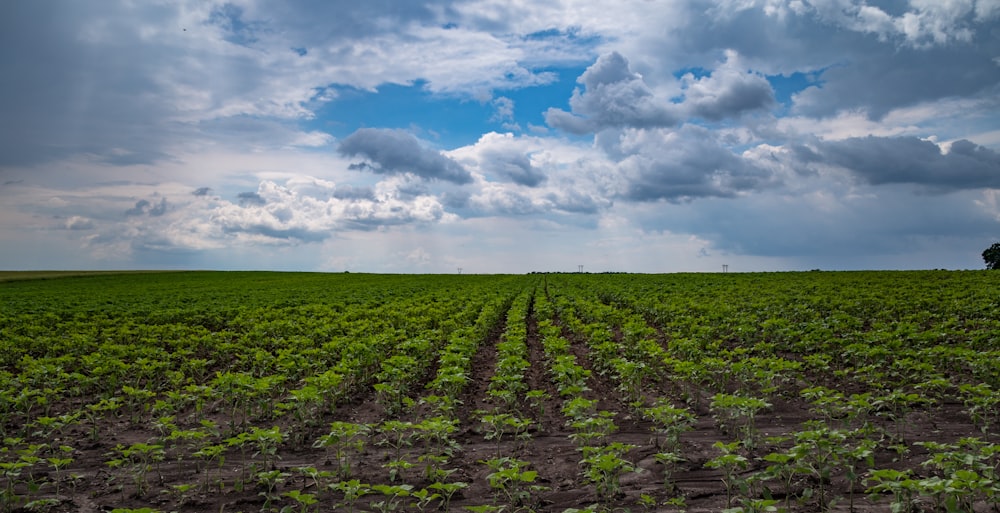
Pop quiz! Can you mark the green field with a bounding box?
[1,271,998,512]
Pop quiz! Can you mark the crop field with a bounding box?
[1,271,999,513]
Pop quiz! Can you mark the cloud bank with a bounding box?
[1,0,998,272]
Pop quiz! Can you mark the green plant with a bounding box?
[478,412,532,457]
[410,488,442,513]
[0,460,30,513]
[329,479,371,513]
[710,393,770,450]
[642,400,695,451]
[482,457,547,507]
[106,442,165,497]
[525,389,550,426]
[192,443,226,492]
[369,484,413,513]
[654,450,685,493]
[314,421,370,479]
[40,445,73,496]
[579,443,639,501]
[428,481,468,512]
[568,411,618,447]
[22,498,61,513]
[705,441,749,509]
[280,489,318,513]
[256,469,290,511]
[865,469,918,513]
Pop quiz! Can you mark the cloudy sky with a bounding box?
[2,0,999,273]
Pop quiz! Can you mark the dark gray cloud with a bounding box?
[639,185,1000,268]
[680,51,775,121]
[802,136,1000,190]
[545,52,680,134]
[192,187,213,197]
[546,190,605,214]
[652,2,1000,120]
[616,126,776,202]
[220,223,328,243]
[338,128,472,184]
[237,192,266,206]
[125,198,168,217]
[479,149,546,187]
[0,2,188,166]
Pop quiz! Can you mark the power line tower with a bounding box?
[457,267,463,274]
[578,265,584,273]
[722,264,728,273]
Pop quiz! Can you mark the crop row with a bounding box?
[1,271,999,512]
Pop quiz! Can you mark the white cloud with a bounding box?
[545,52,681,134]
[1,0,998,271]
[680,49,775,120]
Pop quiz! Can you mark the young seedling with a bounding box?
[329,479,371,513]
[705,441,749,509]
[107,442,166,498]
[409,488,442,513]
[192,443,226,492]
[314,421,370,479]
[654,450,685,494]
[642,400,695,451]
[865,469,918,513]
[280,489,318,513]
[568,411,617,448]
[45,447,73,496]
[478,412,532,457]
[256,469,290,511]
[710,393,771,450]
[525,390,550,427]
[428,481,468,512]
[482,457,547,508]
[578,442,639,502]
[369,483,413,513]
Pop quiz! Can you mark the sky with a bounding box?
[1,1,999,273]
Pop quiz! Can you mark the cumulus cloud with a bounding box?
[680,49,775,120]
[545,52,680,134]
[338,128,473,184]
[211,178,451,240]
[14,175,455,259]
[481,150,546,187]
[613,126,778,202]
[461,132,548,187]
[798,0,996,48]
[800,136,1000,190]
